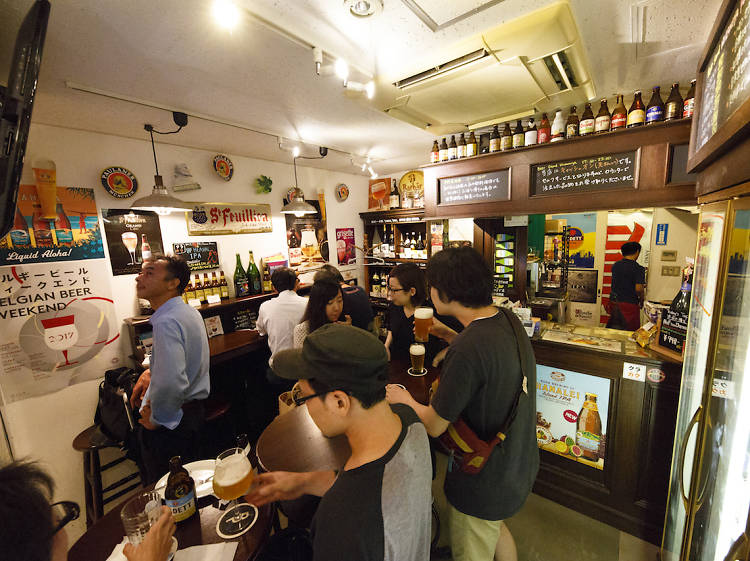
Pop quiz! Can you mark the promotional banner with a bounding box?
[551,213,596,268]
[285,200,328,268]
[335,228,356,266]
[0,185,104,265]
[0,260,121,404]
[101,209,164,275]
[186,203,272,235]
[536,364,611,470]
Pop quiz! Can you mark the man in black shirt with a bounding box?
[607,241,646,331]
[315,264,374,332]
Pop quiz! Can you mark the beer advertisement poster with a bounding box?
[0,259,121,404]
[101,209,164,276]
[335,228,356,266]
[367,177,392,210]
[536,364,611,470]
[186,203,272,235]
[550,213,596,268]
[0,185,104,266]
[284,200,328,268]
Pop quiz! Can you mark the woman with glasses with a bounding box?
[293,278,350,348]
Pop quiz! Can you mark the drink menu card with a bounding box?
[659,310,688,354]
[531,152,637,196]
[439,169,510,205]
[173,242,219,271]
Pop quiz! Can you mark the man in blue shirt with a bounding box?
[130,255,210,483]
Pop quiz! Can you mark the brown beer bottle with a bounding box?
[576,394,603,462]
[500,123,513,151]
[430,140,439,163]
[165,456,197,522]
[439,138,448,161]
[537,113,551,143]
[202,273,211,300]
[193,275,205,303]
[262,263,272,293]
[489,125,500,153]
[579,103,595,135]
[645,86,665,124]
[595,99,611,132]
[219,270,230,300]
[457,133,466,158]
[665,83,684,120]
[565,105,579,138]
[466,131,478,157]
[211,271,221,297]
[684,79,696,118]
[448,135,457,160]
[512,120,525,148]
[611,94,627,130]
[627,91,645,127]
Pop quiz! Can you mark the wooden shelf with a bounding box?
[365,257,428,266]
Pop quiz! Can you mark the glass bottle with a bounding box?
[524,118,538,146]
[627,91,645,127]
[371,271,380,298]
[193,274,205,303]
[247,251,261,295]
[611,94,627,130]
[551,109,566,142]
[211,271,221,297]
[466,131,478,157]
[448,135,457,160]
[430,140,439,163]
[595,99,611,133]
[32,205,53,248]
[489,125,501,153]
[565,105,579,138]
[9,205,30,249]
[140,234,151,261]
[53,202,73,247]
[457,133,466,158]
[665,83,684,120]
[165,456,197,522]
[439,138,448,161]
[576,394,602,462]
[262,263,272,293]
[184,277,196,302]
[537,113,551,144]
[670,264,693,314]
[645,86,665,124]
[389,179,400,209]
[683,79,696,118]
[501,123,513,151]
[380,272,387,295]
[579,103,595,135]
[219,270,230,299]
[233,253,249,297]
[512,120,525,149]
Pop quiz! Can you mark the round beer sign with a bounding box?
[213,154,234,181]
[335,183,349,202]
[100,167,138,198]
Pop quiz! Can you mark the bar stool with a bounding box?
[72,425,141,527]
[200,394,235,458]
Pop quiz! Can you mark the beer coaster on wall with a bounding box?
[100,167,138,198]
[213,154,234,181]
[335,183,349,202]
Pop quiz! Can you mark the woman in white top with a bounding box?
[293,278,349,347]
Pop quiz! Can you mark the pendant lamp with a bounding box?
[280,157,317,217]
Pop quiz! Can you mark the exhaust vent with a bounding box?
[542,50,579,91]
[394,48,489,89]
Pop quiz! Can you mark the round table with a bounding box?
[68,487,273,561]
[255,358,438,473]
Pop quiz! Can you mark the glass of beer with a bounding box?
[414,307,433,342]
[213,447,256,537]
[409,343,426,376]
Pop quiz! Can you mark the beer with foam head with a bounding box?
[409,343,426,374]
[213,451,254,501]
[414,307,433,342]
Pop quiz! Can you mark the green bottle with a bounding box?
[233,253,249,297]
[247,251,261,295]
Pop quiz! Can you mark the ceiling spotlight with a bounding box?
[346,80,376,99]
[361,163,367,172]
[292,146,301,158]
[212,0,240,30]
[368,165,377,179]
[365,81,375,99]
[335,59,349,85]
[345,0,383,18]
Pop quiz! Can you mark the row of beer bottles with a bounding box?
[2,202,74,249]
[233,251,273,297]
[182,271,231,303]
[430,80,696,160]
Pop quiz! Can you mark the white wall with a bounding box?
[646,208,699,302]
[1,123,370,544]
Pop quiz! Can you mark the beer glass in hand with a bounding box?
[409,343,426,376]
[414,307,433,342]
[213,447,255,537]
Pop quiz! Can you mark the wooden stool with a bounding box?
[200,395,234,458]
[72,425,141,527]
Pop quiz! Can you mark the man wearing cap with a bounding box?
[245,323,432,561]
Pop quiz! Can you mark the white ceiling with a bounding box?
[0,0,720,176]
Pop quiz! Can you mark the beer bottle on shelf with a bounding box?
[627,91,645,127]
[416,233,425,259]
[371,271,380,298]
[501,122,513,151]
[262,263,272,293]
[448,135,457,160]
[184,277,196,302]
[193,275,205,303]
[665,83,684,120]
[389,179,400,209]
[645,86,665,124]
[203,273,213,300]
[512,120,525,149]
[388,227,395,258]
[165,456,197,522]
[247,251,261,295]
[439,138,448,161]
[219,270,230,299]
[684,79,696,118]
[670,264,693,314]
[233,253,249,297]
[10,205,31,249]
[53,202,73,247]
[579,103,595,135]
[524,118,538,146]
[595,99,611,133]
[140,234,151,261]
[457,133,466,158]
[467,131,478,157]
[489,125,501,153]
[550,109,565,142]
[211,271,221,297]
[538,113,551,144]
[611,94,627,130]
[565,105,579,138]
[380,271,387,295]
[430,140,439,163]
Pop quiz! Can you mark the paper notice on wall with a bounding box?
[0,260,121,404]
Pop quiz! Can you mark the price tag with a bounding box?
[188,298,202,308]
[623,362,646,383]
[206,294,222,304]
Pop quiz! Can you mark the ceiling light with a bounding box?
[365,81,375,99]
[368,165,377,179]
[281,163,317,217]
[345,0,383,18]
[346,80,376,99]
[212,0,240,31]
[335,59,349,85]
[292,146,301,158]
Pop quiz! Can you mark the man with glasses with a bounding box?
[245,323,432,561]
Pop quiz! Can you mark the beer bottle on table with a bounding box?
[537,113,551,143]
[430,140,439,163]
[665,83,684,120]
[457,133,466,158]
[234,253,249,297]
[219,271,230,300]
[627,91,645,127]
[165,456,196,522]
[466,131,478,156]
[551,109,565,142]
[512,120,525,149]
[248,251,261,295]
[579,103,595,135]
[524,118,538,146]
[611,94,627,130]
[565,105,579,138]
[645,86,665,124]
[684,79,696,118]
[501,122,513,151]
[489,125,501,152]
[439,138,448,161]
[448,135,457,160]
[595,99,611,133]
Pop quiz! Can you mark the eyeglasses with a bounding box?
[387,286,407,293]
[291,386,348,407]
[51,501,80,535]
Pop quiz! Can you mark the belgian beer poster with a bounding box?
[285,200,328,268]
[536,364,611,470]
[0,185,104,265]
[335,228,356,266]
[101,209,164,275]
[0,259,121,404]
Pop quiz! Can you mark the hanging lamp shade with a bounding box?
[130,175,192,215]
[281,163,317,217]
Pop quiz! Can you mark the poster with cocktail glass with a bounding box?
[285,200,328,269]
[536,364,611,470]
[0,185,104,265]
[0,259,121,404]
[101,209,164,275]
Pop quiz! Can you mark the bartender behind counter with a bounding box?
[607,241,646,331]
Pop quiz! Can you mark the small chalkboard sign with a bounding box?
[232,309,257,331]
[173,242,219,271]
[659,310,688,354]
[439,169,510,206]
[531,152,637,196]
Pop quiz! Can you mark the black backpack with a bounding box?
[94,367,139,443]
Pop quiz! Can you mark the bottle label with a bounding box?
[166,488,196,522]
[524,131,537,145]
[538,129,550,143]
[466,144,477,157]
[512,134,524,148]
[457,145,466,158]
[595,116,611,132]
[430,152,439,163]
[579,119,595,134]
[576,430,600,454]
[10,230,30,246]
[611,113,627,129]
[646,106,664,123]
[627,109,645,126]
[55,229,74,245]
[566,124,578,137]
[684,98,694,118]
[439,149,447,161]
[448,147,457,159]
[500,137,512,151]
[551,130,564,142]
[489,138,500,152]
[666,102,682,119]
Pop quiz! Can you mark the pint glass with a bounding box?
[414,307,433,342]
[409,343,426,375]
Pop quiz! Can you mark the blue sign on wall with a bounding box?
[655,223,669,246]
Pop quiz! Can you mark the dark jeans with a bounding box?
[138,401,205,485]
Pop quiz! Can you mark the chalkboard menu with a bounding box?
[173,242,219,271]
[695,0,750,154]
[439,169,510,205]
[531,152,637,196]
[232,309,257,331]
[659,310,688,354]
[668,144,698,184]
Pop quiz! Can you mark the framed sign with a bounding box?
[173,242,219,271]
[438,169,510,205]
[187,203,272,235]
[531,152,637,196]
[102,209,164,275]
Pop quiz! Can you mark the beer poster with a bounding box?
[536,364,611,470]
[285,200,328,269]
[367,177,392,210]
[101,209,164,275]
[550,213,596,268]
[0,185,104,265]
[0,259,121,404]
[335,228,356,266]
